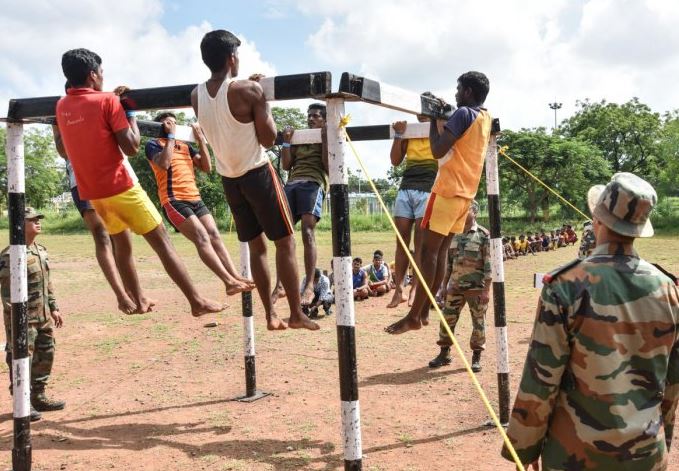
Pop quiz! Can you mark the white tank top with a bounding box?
[197,79,268,178]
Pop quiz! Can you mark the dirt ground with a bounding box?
[0,230,677,471]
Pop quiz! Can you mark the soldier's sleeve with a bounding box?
[0,252,11,315]
[482,235,492,282]
[501,282,571,464]
[45,250,59,312]
[662,323,679,449]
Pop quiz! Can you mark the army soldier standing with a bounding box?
[502,173,679,470]
[1,208,65,422]
[428,201,491,372]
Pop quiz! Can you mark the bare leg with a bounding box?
[408,218,425,306]
[177,215,251,296]
[387,217,413,308]
[420,235,453,326]
[247,234,287,330]
[299,214,318,305]
[385,229,447,335]
[199,214,255,286]
[141,224,224,317]
[271,279,286,305]
[108,228,155,314]
[81,210,137,314]
[274,234,319,330]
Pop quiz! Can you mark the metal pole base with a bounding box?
[13,446,32,471]
[231,390,271,403]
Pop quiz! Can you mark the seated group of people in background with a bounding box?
[502,224,579,260]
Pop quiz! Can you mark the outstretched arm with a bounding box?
[390,121,409,166]
[191,123,212,173]
[52,125,67,159]
[429,119,457,159]
[247,82,277,148]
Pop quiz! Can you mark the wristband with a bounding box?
[166,133,175,140]
[393,133,404,139]
[125,110,136,119]
[282,142,291,148]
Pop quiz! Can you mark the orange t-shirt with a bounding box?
[56,88,135,200]
[432,107,492,199]
[145,138,201,206]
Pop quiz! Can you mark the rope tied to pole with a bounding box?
[338,116,526,471]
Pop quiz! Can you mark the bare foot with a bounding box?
[118,296,137,315]
[134,297,156,314]
[267,313,288,331]
[225,279,254,296]
[387,290,407,308]
[408,287,416,307]
[236,275,256,288]
[191,299,226,317]
[271,285,286,305]
[384,316,421,335]
[288,316,320,331]
[300,286,315,306]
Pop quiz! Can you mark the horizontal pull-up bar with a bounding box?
[5,72,332,120]
[338,73,453,119]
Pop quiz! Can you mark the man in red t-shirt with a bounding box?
[55,48,223,317]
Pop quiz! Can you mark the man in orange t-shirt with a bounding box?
[386,71,492,335]
[145,112,254,295]
[55,48,224,317]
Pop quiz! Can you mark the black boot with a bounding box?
[30,405,42,422]
[471,350,482,373]
[428,347,452,368]
[32,392,66,412]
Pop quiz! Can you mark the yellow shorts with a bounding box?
[421,193,471,236]
[91,184,162,235]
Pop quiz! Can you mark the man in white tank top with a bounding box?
[191,29,319,332]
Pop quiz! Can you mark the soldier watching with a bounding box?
[502,173,679,470]
[1,208,66,422]
[428,200,491,372]
[578,220,596,259]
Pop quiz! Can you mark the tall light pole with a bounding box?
[548,102,562,130]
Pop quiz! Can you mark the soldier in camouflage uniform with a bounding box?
[578,220,596,259]
[502,173,679,470]
[1,208,65,422]
[429,200,491,372]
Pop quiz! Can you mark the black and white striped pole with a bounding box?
[7,122,32,470]
[327,97,362,470]
[234,241,269,402]
[484,119,510,426]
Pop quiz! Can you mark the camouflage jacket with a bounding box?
[0,243,58,323]
[447,223,491,292]
[578,228,596,259]
[502,243,679,470]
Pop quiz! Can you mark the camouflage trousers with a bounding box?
[3,312,55,394]
[437,291,488,351]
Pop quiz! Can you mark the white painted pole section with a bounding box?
[490,239,505,283]
[485,136,499,196]
[9,246,27,302]
[239,241,251,278]
[7,124,25,193]
[243,316,255,357]
[327,99,348,186]
[341,401,363,461]
[495,327,510,374]
[333,256,355,328]
[12,358,30,418]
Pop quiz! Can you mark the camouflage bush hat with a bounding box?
[587,172,656,238]
[24,207,44,219]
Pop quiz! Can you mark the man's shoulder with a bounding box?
[542,259,582,285]
[474,225,490,238]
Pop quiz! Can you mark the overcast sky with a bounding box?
[1,0,677,177]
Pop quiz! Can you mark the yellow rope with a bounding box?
[497,146,590,221]
[339,116,526,471]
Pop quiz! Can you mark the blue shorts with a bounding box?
[393,189,430,220]
[284,180,324,223]
[70,186,93,216]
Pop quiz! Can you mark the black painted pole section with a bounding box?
[327,97,362,470]
[484,119,510,425]
[7,122,32,470]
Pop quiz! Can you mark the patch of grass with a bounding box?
[397,432,414,446]
[94,335,132,356]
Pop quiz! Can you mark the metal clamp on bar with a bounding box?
[338,72,453,119]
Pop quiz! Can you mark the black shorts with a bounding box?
[71,186,94,216]
[221,163,294,242]
[284,180,324,223]
[163,199,210,230]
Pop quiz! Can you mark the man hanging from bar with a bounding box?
[386,71,492,335]
[55,48,225,317]
[271,103,329,308]
[192,29,319,331]
[145,112,255,295]
[1,208,65,422]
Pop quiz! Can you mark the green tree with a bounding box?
[657,111,679,197]
[560,98,662,180]
[270,106,307,181]
[0,126,64,210]
[498,128,610,222]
